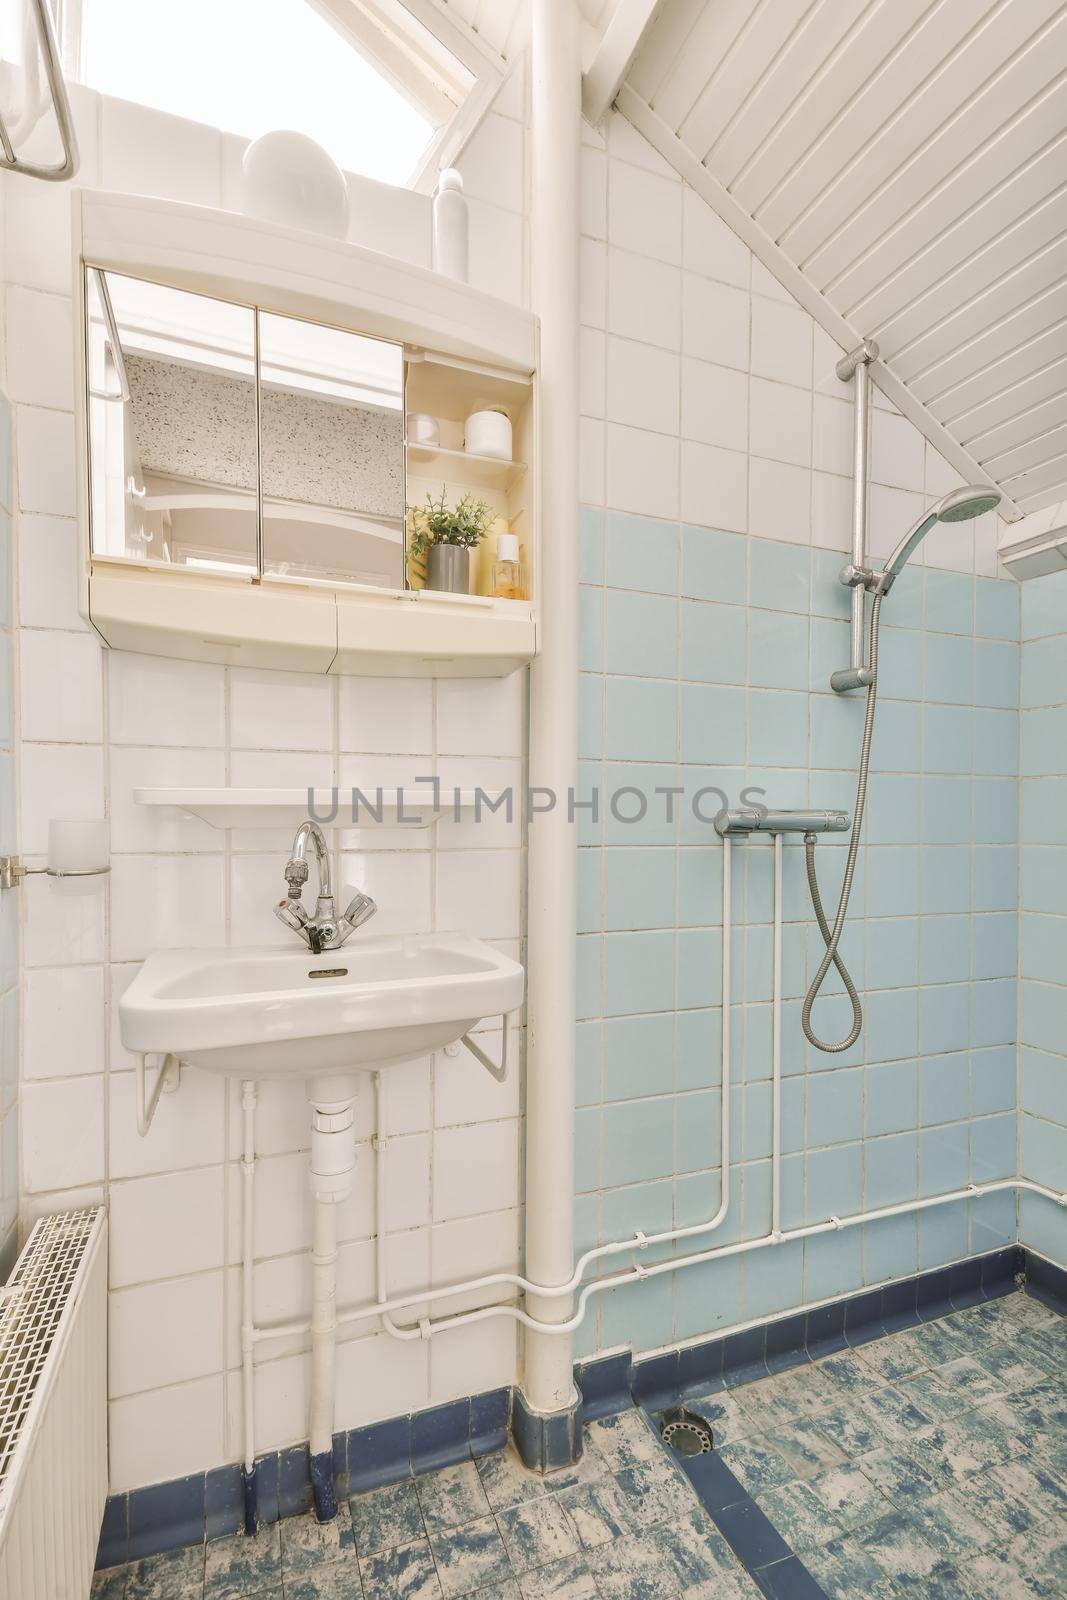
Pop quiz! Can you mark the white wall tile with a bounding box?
[109,746,226,853]
[108,652,226,747]
[431,1209,520,1286]
[22,874,106,968]
[608,162,682,265]
[334,1328,429,1428]
[681,360,748,452]
[108,1273,224,1398]
[457,113,525,211]
[811,472,852,552]
[432,1120,520,1222]
[6,288,74,410]
[682,275,749,370]
[337,851,431,936]
[580,416,606,506]
[18,514,85,630]
[109,1167,225,1288]
[467,200,524,305]
[813,396,854,479]
[230,668,334,751]
[23,965,105,1080]
[110,855,226,963]
[109,1375,225,1492]
[437,675,523,758]
[339,676,432,755]
[580,238,607,329]
[15,406,76,515]
[749,457,812,544]
[606,424,679,520]
[606,113,677,178]
[436,851,520,940]
[869,484,926,562]
[20,742,104,856]
[434,1024,521,1125]
[108,1065,226,1179]
[749,379,812,469]
[872,407,927,492]
[750,297,813,388]
[429,1315,516,1404]
[606,337,680,436]
[682,186,750,288]
[21,1075,105,1191]
[681,441,747,533]
[580,326,606,419]
[20,630,102,742]
[607,248,681,351]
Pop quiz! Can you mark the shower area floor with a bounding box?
[91,1287,1065,1600]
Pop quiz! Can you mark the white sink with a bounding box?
[120,933,524,1089]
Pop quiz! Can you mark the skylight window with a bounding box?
[73,0,467,187]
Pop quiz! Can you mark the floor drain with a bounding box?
[659,1408,713,1456]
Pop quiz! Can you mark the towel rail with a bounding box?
[0,0,79,182]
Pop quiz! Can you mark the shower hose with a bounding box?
[802,591,884,1053]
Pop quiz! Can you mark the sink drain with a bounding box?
[659,1408,713,1456]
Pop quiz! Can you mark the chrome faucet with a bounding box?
[274,820,377,953]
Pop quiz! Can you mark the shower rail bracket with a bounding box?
[831,665,875,693]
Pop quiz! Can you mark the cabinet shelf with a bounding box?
[406,443,526,492]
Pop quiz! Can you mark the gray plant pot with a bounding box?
[426,544,470,594]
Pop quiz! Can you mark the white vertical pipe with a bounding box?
[849,358,870,674]
[309,1196,338,1465]
[523,0,582,1415]
[240,1081,257,1477]
[720,836,732,1212]
[771,837,783,1236]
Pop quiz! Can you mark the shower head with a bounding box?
[879,484,1002,588]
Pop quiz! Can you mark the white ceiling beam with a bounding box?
[582,0,666,126]
[617,83,1024,521]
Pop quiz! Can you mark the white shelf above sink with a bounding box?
[133,787,506,830]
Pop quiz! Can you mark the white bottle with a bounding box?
[432,168,469,283]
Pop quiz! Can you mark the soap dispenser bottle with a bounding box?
[432,168,469,283]
[493,532,525,600]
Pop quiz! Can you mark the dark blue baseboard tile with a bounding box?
[511,1384,584,1474]
[1025,1247,1067,1311]
[575,1350,632,1419]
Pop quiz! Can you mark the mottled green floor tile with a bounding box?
[815,1349,889,1400]
[589,1528,680,1600]
[854,1330,930,1385]
[909,1319,975,1366]
[970,1339,1049,1392]
[734,1366,839,1433]
[855,1445,945,1504]
[988,1458,1067,1520]
[124,1543,206,1600]
[612,1461,696,1529]
[477,1448,549,1513]
[585,1410,665,1472]
[284,1564,363,1600]
[681,1390,753,1446]
[762,1415,846,1479]
[349,1479,424,1556]
[429,1515,511,1598]
[946,1469,1040,1547]
[281,1510,357,1574]
[360,1536,442,1600]
[647,1506,745,1595]
[416,1462,492,1536]
[967,1532,1067,1600]
[714,1436,794,1497]
[898,1368,973,1422]
[854,1382,935,1442]
[498,1496,581,1575]
[558,1475,641,1549]
[860,1506,951,1586]
[812,1404,883,1458]
[204,1526,280,1600]
[518,1553,598,1600]
[754,1479,843,1553]
[91,1566,129,1600]
[542,1434,612,1496]
[802,1534,897,1600]
[804,1461,891,1529]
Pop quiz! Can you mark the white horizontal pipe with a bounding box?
[253,1176,1064,1347]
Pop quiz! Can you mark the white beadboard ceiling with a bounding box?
[614,0,1067,521]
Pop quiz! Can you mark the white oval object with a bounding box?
[465,408,512,461]
[242,131,349,239]
[408,412,440,447]
[432,168,469,282]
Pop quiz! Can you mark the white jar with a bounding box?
[407,413,440,447]
[465,408,513,461]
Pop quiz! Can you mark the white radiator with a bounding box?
[0,1208,108,1600]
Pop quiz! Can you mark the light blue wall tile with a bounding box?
[600,1275,674,1352]
[919,846,971,914]
[805,1229,862,1301]
[974,576,1019,641]
[972,846,1016,912]
[882,566,923,631]
[680,683,745,765]
[1018,979,1062,1055]
[1021,631,1067,707]
[867,917,920,989]
[676,1008,722,1091]
[863,1212,917,1284]
[576,934,602,1020]
[1020,1113,1067,1193]
[606,511,679,593]
[749,540,811,614]
[919,985,969,1054]
[807,1068,863,1146]
[922,705,973,774]
[1019,1046,1065,1125]
[747,689,808,768]
[918,1198,968,1270]
[577,847,601,934]
[1021,705,1067,776]
[680,598,746,684]
[970,1112,1015,1182]
[971,1189,1016,1254]
[602,1180,674,1258]
[925,570,974,635]
[603,1013,674,1102]
[865,986,919,1064]
[811,691,864,770]
[743,1238,804,1321]
[605,678,677,761]
[865,1132,918,1209]
[580,585,604,671]
[675,1089,721,1174]
[970,1046,1016,1117]
[749,610,809,690]
[810,615,850,691]
[580,506,605,584]
[677,927,723,1012]
[971,978,1016,1048]
[872,699,922,772]
[972,912,1016,980]
[866,1061,918,1136]
[677,844,723,927]
[973,778,1017,845]
[682,525,746,605]
[867,846,920,917]
[922,776,971,845]
[1020,845,1067,913]
[603,930,675,1016]
[1020,776,1067,845]
[579,672,603,759]
[602,1096,674,1187]
[575,1021,601,1106]
[877,625,923,700]
[577,760,603,845]
[921,914,970,986]
[919,1053,969,1126]
[812,549,853,620]
[605,589,678,678]
[574,1107,600,1192]
[807,1142,862,1221]
[604,847,675,931]
[866,774,920,845]
[676,1255,741,1338]
[973,708,1018,776]
[1021,570,1067,641]
[924,631,973,706]
[975,639,1020,710]
[604,761,678,845]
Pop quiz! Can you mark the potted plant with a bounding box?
[408,487,494,594]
